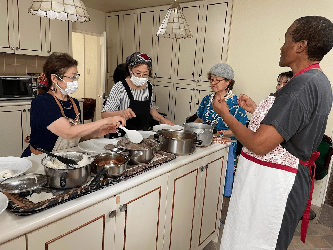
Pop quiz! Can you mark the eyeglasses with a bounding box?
[132,72,149,78]
[63,74,80,81]
[209,77,225,84]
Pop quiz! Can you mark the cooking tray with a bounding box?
[3,151,176,216]
[0,173,47,193]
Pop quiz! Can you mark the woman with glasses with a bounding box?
[102,52,174,131]
[22,52,125,157]
[194,63,248,197]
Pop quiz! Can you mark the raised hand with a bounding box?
[237,94,257,114]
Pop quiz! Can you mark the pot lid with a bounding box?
[0,173,48,193]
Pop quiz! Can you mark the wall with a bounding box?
[72,7,106,35]
[228,0,333,136]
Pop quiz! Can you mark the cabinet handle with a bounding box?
[47,50,51,53]
[120,204,127,212]
[10,47,15,50]
[205,164,208,169]
[22,109,26,112]
[109,210,117,218]
[200,166,205,172]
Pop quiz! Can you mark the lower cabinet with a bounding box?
[0,236,26,250]
[164,149,227,250]
[0,104,31,157]
[5,146,227,250]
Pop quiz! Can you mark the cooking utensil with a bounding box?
[119,125,143,144]
[184,122,214,147]
[37,148,77,168]
[90,152,129,188]
[41,152,93,189]
[157,130,201,155]
[0,173,48,193]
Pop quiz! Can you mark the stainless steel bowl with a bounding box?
[93,152,129,178]
[41,152,94,189]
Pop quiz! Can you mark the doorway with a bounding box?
[71,31,106,122]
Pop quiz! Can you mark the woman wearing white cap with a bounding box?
[194,63,248,197]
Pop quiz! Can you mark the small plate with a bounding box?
[153,125,183,132]
[78,138,119,153]
[0,173,48,193]
[0,192,8,215]
[0,157,32,181]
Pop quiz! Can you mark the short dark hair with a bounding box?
[113,63,130,83]
[43,52,78,89]
[291,16,333,61]
[277,71,293,81]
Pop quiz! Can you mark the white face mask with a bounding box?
[130,74,148,87]
[56,80,79,95]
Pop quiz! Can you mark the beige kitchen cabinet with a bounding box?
[0,104,31,157]
[26,173,168,250]
[163,149,227,250]
[27,196,117,250]
[0,0,71,56]
[0,236,25,250]
[114,174,168,249]
[106,0,232,124]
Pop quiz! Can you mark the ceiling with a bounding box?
[81,0,196,13]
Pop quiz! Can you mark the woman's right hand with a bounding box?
[237,94,257,114]
[105,116,126,128]
[121,108,136,120]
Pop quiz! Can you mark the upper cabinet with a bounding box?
[0,0,72,56]
[106,0,233,125]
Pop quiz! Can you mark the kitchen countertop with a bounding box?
[0,143,228,244]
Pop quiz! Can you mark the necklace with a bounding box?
[55,96,73,110]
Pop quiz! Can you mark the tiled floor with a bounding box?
[203,197,333,250]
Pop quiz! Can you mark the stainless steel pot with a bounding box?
[42,152,94,189]
[115,138,159,164]
[157,130,201,155]
[93,152,129,178]
[184,122,214,147]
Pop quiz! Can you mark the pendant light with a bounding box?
[156,0,192,39]
[28,0,90,22]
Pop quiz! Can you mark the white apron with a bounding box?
[49,91,81,152]
[220,95,300,249]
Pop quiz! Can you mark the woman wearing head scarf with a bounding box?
[21,53,125,157]
[102,52,174,131]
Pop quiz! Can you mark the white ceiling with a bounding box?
[81,0,196,13]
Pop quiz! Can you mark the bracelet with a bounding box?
[218,131,224,137]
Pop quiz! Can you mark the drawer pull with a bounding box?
[120,204,127,212]
[109,210,116,218]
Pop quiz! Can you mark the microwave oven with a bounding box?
[0,76,35,100]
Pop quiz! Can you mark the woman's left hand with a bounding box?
[212,91,230,118]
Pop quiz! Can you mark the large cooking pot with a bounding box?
[184,122,214,147]
[93,152,129,178]
[157,130,201,155]
[42,152,94,189]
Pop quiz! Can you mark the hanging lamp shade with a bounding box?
[156,0,192,39]
[28,0,90,22]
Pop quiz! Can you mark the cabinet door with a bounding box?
[0,106,24,157]
[0,0,14,53]
[45,19,72,55]
[173,85,197,125]
[163,160,201,250]
[115,174,168,250]
[106,13,122,74]
[152,79,173,119]
[13,0,44,55]
[193,150,228,249]
[27,197,116,250]
[0,236,26,250]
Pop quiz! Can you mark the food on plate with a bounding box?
[0,169,14,179]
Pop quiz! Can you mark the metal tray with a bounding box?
[0,173,47,193]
